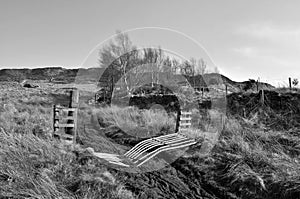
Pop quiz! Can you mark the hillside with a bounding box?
[0,67,104,83]
[0,67,274,92]
[184,73,274,92]
[0,83,299,198]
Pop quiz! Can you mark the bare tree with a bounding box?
[189,58,197,87]
[179,58,207,76]
[197,58,207,75]
[171,59,180,74]
[180,60,194,76]
[155,48,164,85]
[99,30,134,67]
[142,48,165,86]
[189,58,197,74]
[99,30,136,95]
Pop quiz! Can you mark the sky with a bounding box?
[1,0,300,85]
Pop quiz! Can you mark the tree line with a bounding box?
[98,30,218,95]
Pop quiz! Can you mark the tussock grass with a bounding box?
[202,116,300,198]
[0,129,135,199]
[0,130,73,198]
[0,84,136,199]
[0,102,52,137]
[94,105,175,137]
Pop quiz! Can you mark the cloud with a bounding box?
[233,46,298,68]
[236,23,300,45]
[233,47,258,57]
[232,23,300,70]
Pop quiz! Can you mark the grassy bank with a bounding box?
[1,83,300,198]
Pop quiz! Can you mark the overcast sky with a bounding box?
[1,0,300,84]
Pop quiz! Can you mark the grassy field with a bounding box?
[0,82,300,198]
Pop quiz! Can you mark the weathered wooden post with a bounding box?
[178,109,192,132]
[225,84,228,103]
[261,89,265,106]
[52,88,79,144]
[65,89,79,143]
[289,77,292,91]
[53,104,59,137]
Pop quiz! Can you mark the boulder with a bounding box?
[23,83,39,88]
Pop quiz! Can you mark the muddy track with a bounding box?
[108,154,240,199]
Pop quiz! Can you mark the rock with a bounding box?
[23,83,39,88]
[85,147,95,154]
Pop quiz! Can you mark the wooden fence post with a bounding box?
[53,88,79,144]
[65,89,79,143]
[178,109,192,132]
[225,84,228,103]
[289,77,292,91]
[261,89,265,106]
[53,104,59,136]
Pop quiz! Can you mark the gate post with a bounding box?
[52,88,79,144]
[66,89,79,143]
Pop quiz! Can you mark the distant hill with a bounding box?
[0,67,104,83]
[184,73,274,92]
[0,67,274,91]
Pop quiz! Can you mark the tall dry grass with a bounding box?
[1,82,300,198]
[200,116,300,198]
[0,84,136,199]
[0,128,136,199]
[93,105,176,137]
